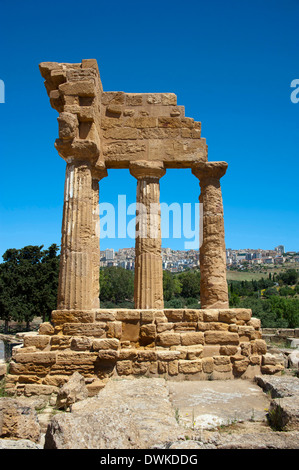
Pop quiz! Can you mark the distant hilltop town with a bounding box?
[100,245,299,273]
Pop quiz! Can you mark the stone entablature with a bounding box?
[39,59,207,169]
[5,308,284,397]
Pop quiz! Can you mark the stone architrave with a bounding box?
[192,161,229,309]
[129,161,166,309]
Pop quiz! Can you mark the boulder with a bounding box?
[45,378,182,449]
[0,397,41,443]
[56,372,88,410]
[289,350,299,369]
[255,375,299,398]
[217,431,299,449]
[268,396,299,431]
[0,438,42,449]
[45,404,140,449]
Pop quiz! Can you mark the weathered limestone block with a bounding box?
[59,80,96,97]
[42,375,70,387]
[119,349,138,360]
[116,360,132,375]
[235,309,252,322]
[228,324,238,333]
[136,350,157,362]
[248,317,261,329]
[187,346,204,360]
[238,326,261,342]
[156,322,174,333]
[198,321,229,331]
[249,355,261,366]
[231,357,250,375]
[22,384,59,397]
[140,310,155,323]
[203,310,219,322]
[219,345,239,356]
[86,378,107,396]
[204,331,239,345]
[180,332,204,346]
[23,335,51,350]
[39,322,55,335]
[158,361,167,373]
[57,112,78,140]
[9,362,52,377]
[240,342,251,357]
[218,310,237,324]
[132,361,150,375]
[157,332,181,347]
[173,322,197,331]
[121,321,140,342]
[18,375,41,384]
[268,397,299,431]
[178,360,202,374]
[98,350,119,361]
[13,351,57,364]
[140,324,156,344]
[0,363,7,378]
[202,357,214,374]
[115,310,141,321]
[202,345,220,357]
[183,310,201,322]
[92,338,120,351]
[52,310,95,325]
[261,364,284,375]
[0,398,41,443]
[71,336,92,351]
[62,322,106,337]
[12,346,36,357]
[50,335,72,350]
[156,350,181,361]
[95,310,116,321]
[107,321,122,339]
[154,310,168,324]
[56,351,97,365]
[213,361,232,373]
[56,372,89,410]
[164,309,184,322]
[168,360,179,376]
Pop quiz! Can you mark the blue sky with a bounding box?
[0,0,298,257]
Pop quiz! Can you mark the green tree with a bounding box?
[278,269,298,285]
[163,271,182,301]
[100,266,134,304]
[0,245,60,331]
[178,270,201,299]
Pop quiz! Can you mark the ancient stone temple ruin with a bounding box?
[5,59,283,397]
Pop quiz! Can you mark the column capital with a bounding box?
[91,160,108,180]
[191,161,228,182]
[129,160,166,180]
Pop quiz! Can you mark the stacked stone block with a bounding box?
[5,308,283,397]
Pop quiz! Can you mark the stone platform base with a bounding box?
[4,308,284,397]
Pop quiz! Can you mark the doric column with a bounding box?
[57,160,107,311]
[192,161,229,309]
[129,161,166,309]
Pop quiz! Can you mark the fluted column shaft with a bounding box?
[192,161,229,309]
[57,160,107,310]
[130,161,166,309]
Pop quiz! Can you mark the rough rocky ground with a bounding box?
[1,373,299,450]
